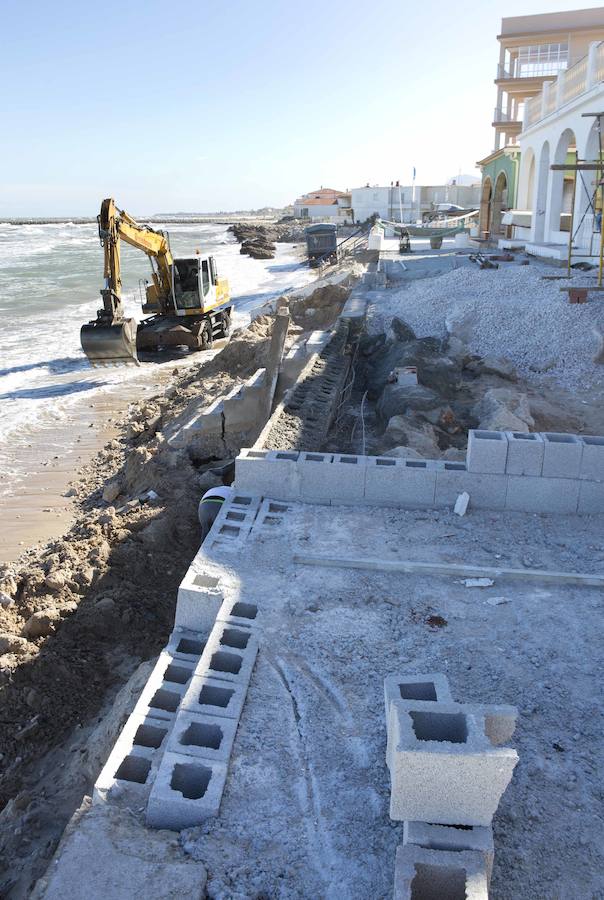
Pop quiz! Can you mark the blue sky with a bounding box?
[0,0,598,215]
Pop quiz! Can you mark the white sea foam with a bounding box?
[0,222,314,478]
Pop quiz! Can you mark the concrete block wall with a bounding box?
[169,368,266,449]
[146,616,259,830]
[234,429,604,515]
[95,510,265,832]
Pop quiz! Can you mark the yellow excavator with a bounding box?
[81,198,232,366]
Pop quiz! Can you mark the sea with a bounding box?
[0,221,314,493]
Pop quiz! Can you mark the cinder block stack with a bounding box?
[384,673,519,899]
[94,529,263,832]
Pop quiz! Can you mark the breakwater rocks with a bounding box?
[230,222,306,259]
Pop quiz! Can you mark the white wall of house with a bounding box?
[518,41,604,252]
[293,203,340,219]
[351,183,480,223]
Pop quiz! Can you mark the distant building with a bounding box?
[350,180,481,224]
[293,187,352,222]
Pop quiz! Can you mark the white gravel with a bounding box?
[366,264,604,391]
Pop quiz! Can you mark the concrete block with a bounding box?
[505,431,544,476]
[393,845,489,900]
[216,596,260,629]
[194,624,259,687]
[298,453,367,504]
[364,456,403,506]
[296,451,335,503]
[384,673,453,721]
[391,459,437,508]
[234,448,272,497]
[230,493,262,512]
[132,650,196,722]
[175,569,224,633]
[388,700,518,826]
[166,709,238,763]
[541,432,583,478]
[165,627,208,665]
[579,435,604,481]
[466,430,508,474]
[93,713,171,807]
[223,369,265,430]
[181,674,248,721]
[578,479,604,514]
[146,751,228,830]
[435,465,508,510]
[505,476,579,514]
[403,821,494,883]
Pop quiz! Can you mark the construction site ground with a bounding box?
[62,503,604,900]
[1,241,604,898]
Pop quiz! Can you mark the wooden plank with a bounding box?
[551,163,603,171]
[293,554,604,587]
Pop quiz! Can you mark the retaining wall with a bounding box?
[234,429,604,515]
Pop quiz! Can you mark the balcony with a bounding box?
[522,42,604,131]
[497,61,567,80]
[493,107,521,125]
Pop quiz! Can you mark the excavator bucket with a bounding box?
[80,317,140,367]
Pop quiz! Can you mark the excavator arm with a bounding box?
[81,198,175,366]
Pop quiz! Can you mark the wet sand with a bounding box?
[0,349,224,563]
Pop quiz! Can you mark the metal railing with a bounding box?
[596,42,604,84]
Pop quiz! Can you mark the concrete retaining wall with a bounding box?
[234,430,604,515]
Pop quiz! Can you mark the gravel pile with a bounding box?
[366,264,604,390]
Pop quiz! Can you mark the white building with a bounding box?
[292,188,352,222]
[351,181,481,224]
[514,39,604,260]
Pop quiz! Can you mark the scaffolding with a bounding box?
[550,112,604,284]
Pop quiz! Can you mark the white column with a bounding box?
[556,70,566,108]
[587,41,599,89]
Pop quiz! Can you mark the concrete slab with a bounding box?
[34,800,207,900]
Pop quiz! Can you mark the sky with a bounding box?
[0,0,600,215]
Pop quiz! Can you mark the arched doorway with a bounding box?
[480,177,492,237]
[534,141,550,243]
[492,172,508,236]
[549,128,577,236]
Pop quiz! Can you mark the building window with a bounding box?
[514,43,568,78]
